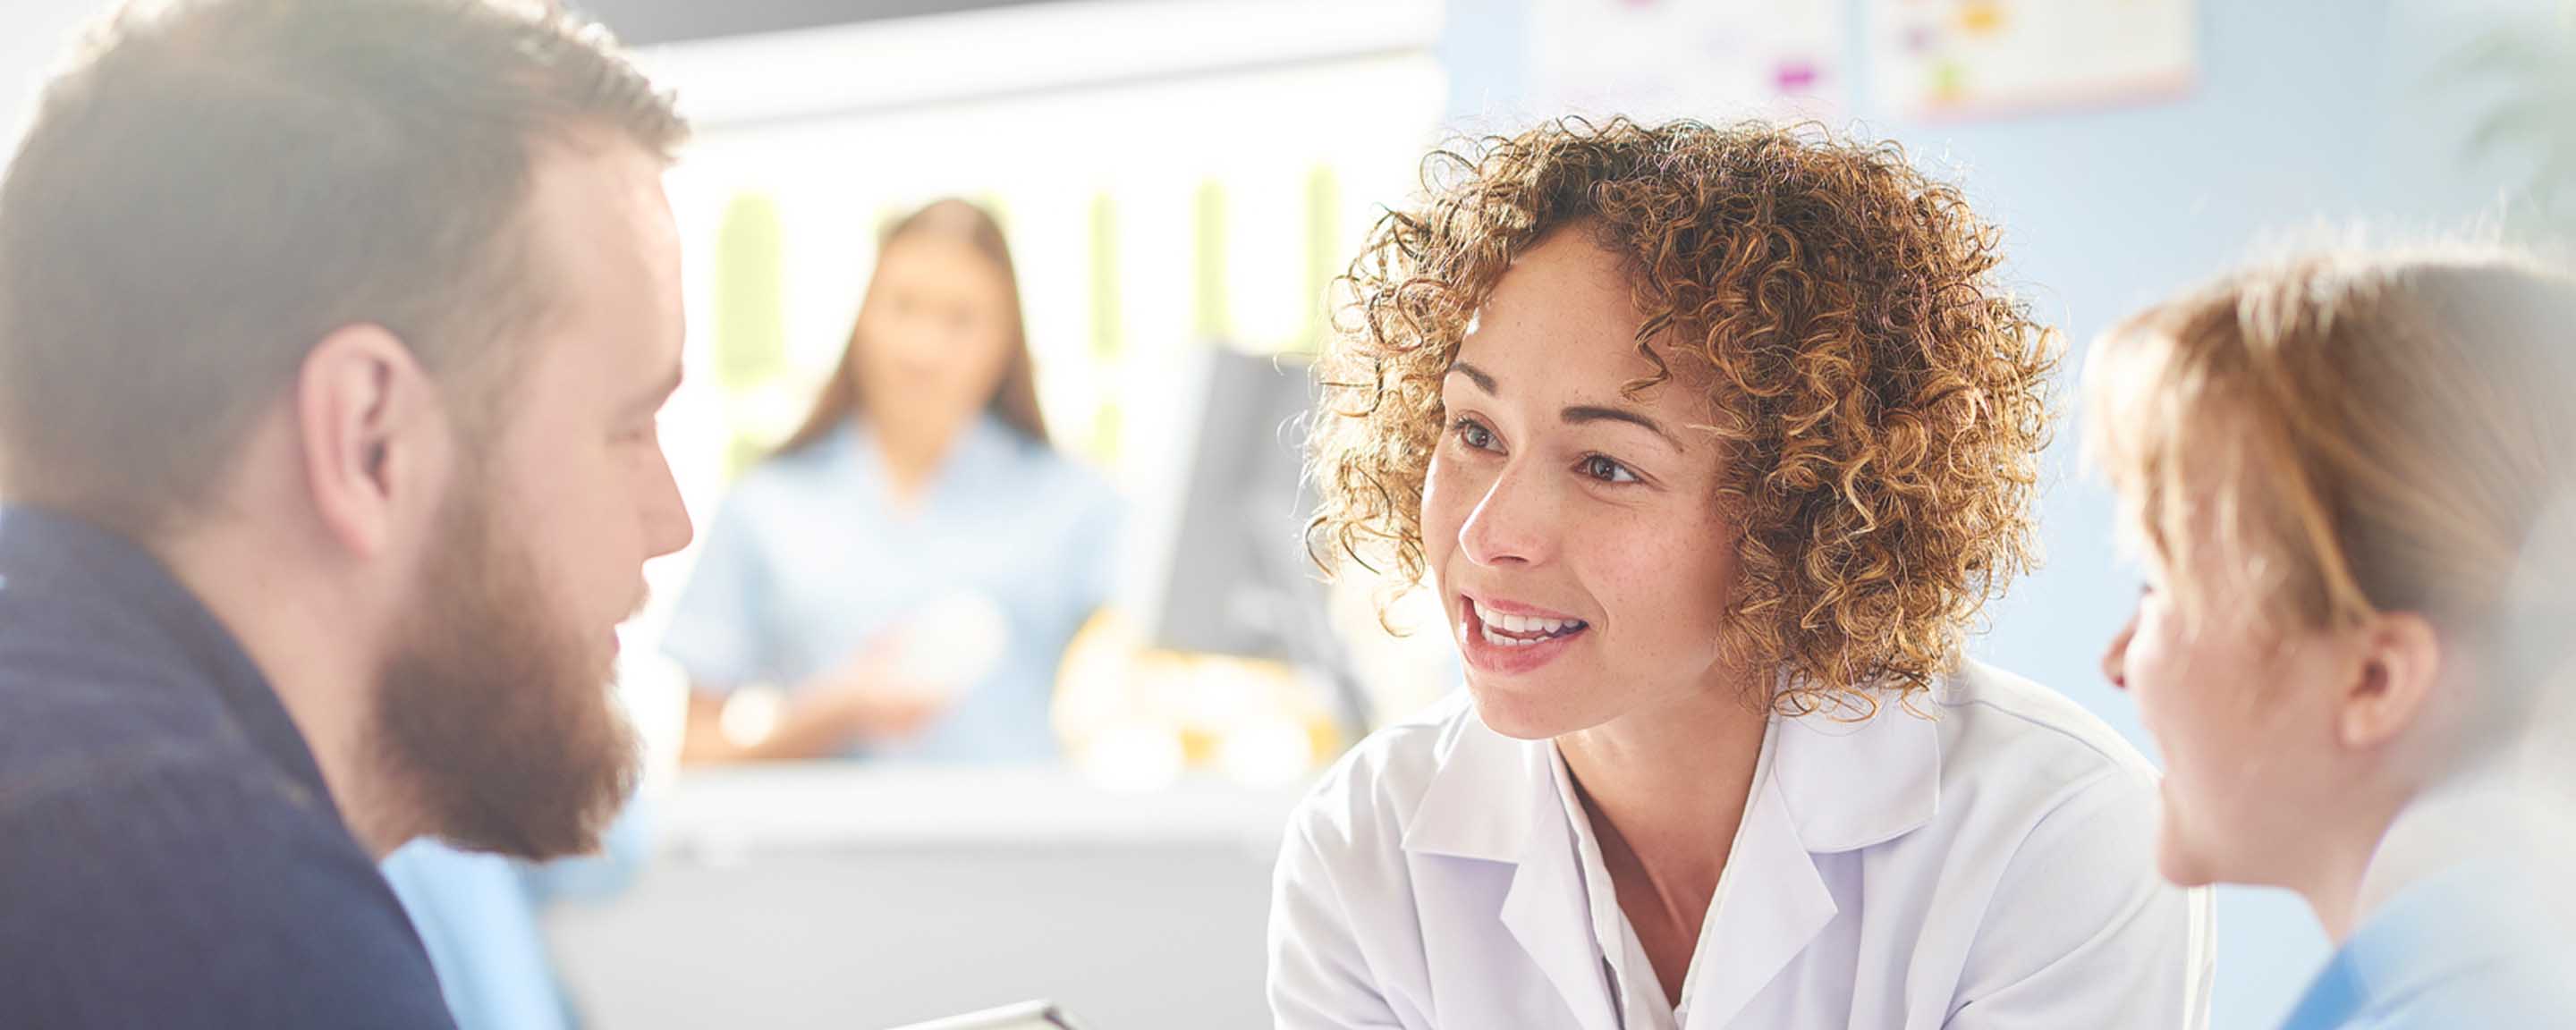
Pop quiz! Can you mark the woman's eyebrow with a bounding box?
[1563,404,1681,449]
[1446,361,1496,394]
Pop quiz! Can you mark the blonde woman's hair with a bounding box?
[2086,248,2576,681]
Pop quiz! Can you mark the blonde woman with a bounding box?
[2090,250,2576,1028]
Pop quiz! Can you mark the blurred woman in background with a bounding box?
[666,198,1120,764]
[2091,249,2576,1028]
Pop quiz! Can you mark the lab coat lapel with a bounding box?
[1399,689,1945,1030]
[1677,766,1837,1030]
[1685,696,1944,1029]
[1499,780,1622,1030]
[1403,713,1621,1030]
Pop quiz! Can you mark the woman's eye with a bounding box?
[1454,418,1496,452]
[1581,454,1639,484]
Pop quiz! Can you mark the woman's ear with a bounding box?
[2334,612,2446,752]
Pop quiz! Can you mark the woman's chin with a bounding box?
[1465,680,1582,741]
[2153,804,2227,888]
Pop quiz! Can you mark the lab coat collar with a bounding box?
[1771,690,1944,853]
[1402,714,1622,1029]
[1399,706,1538,863]
[1398,688,1945,1028]
[1502,755,1623,1030]
[1398,687,1944,862]
[1684,751,1840,1029]
[1684,694,1940,1028]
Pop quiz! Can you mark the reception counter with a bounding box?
[545,764,1309,1030]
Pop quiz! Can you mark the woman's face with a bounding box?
[1422,229,1743,741]
[852,231,1017,435]
[2104,545,2358,888]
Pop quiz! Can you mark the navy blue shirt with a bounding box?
[0,507,457,1028]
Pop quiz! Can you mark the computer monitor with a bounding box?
[1129,345,1372,732]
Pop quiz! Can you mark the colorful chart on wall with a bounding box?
[1530,0,1844,123]
[1873,0,2198,120]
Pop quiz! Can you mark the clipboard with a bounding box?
[881,1000,1089,1030]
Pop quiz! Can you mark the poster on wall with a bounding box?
[1529,0,1845,125]
[1873,0,2198,120]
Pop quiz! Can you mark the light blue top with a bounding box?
[662,413,1121,764]
[380,809,653,1030]
[2277,859,2576,1030]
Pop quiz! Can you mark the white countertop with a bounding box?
[649,764,1313,858]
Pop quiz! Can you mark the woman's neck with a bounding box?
[2292,832,2382,945]
[1559,683,1769,871]
[2285,779,2411,944]
[866,408,976,504]
[1558,680,1770,1000]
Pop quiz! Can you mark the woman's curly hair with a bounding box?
[1308,117,2058,714]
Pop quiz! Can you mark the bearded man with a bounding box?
[0,2,694,1025]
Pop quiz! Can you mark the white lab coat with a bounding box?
[1268,661,2213,1030]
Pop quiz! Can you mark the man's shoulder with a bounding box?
[0,660,311,815]
[0,723,377,916]
[0,747,458,1028]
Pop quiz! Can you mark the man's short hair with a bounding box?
[0,0,687,538]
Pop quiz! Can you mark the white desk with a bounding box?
[545,765,1308,1030]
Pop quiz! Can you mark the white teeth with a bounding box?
[1475,604,1583,646]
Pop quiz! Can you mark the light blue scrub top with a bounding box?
[2277,859,2576,1029]
[662,413,1121,764]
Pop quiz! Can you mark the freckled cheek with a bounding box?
[1574,528,1726,636]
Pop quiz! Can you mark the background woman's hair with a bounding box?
[775,198,1049,456]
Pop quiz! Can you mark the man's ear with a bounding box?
[2334,612,2447,752]
[293,324,448,559]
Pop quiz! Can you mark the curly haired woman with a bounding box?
[1267,119,2211,1030]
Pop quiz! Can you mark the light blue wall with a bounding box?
[1440,1,2540,1026]
[0,1,108,170]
